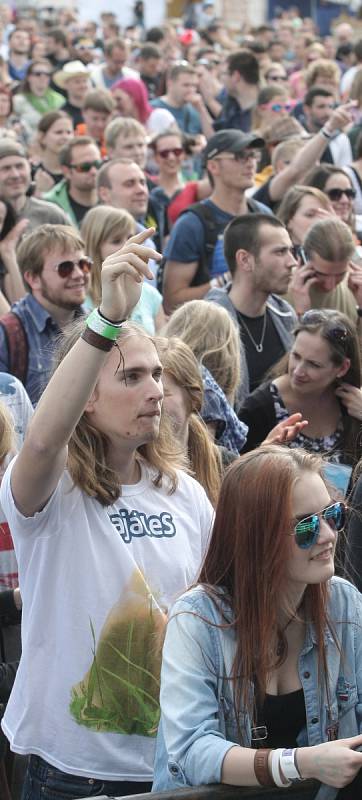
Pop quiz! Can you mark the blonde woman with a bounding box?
[81,206,166,334]
[162,338,227,506]
[163,300,247,453]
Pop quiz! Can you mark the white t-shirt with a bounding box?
[0,459,212,780]
[0,373,33,590]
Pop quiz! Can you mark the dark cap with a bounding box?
[0,141,26,161]
[203,129,265,165]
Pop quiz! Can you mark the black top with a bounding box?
[68,194,93,225]
[32,162,63,186]
[61,100,84,128]
[236,309,285,392]
[262,688,306,748]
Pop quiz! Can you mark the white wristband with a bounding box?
[271,749,291,788]
[279,748,302,782]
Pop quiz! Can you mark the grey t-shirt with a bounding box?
[18,196,71,232]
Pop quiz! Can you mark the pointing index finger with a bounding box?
[127,227,155,245]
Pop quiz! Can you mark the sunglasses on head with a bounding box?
[54,257,93,279]
[300,310,349,348]
[157,147,184,159]
[292,501,346,549]
[69,160,103,173]
[326,187,356,201]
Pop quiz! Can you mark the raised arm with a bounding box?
[1,219,28,304]
[268,102,356,203]
[11,228,160,517]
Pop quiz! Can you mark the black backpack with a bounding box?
[156,198,262,294]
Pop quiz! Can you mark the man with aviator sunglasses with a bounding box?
[44,136,102,228]
[0,225,89,405]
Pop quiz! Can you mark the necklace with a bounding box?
[238,312,267,353]
[276,608,301,659]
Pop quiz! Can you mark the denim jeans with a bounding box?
[22,755,152,800]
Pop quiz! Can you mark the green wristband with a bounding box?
[86,308,121,341]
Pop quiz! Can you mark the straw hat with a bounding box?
[53,60,90,89]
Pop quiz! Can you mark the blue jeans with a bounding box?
[22,755,152,800]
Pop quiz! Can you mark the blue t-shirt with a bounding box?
[164,199,233,279]
[164,198,271,280]
[150,98,201,134]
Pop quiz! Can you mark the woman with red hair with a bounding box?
[154,445,362,797]
[111,76,175,133]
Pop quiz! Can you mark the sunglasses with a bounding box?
[264,102,295,113]
[31,71,50,78]
[300,310,349,347]
[69,160,103,173]
[326,188,356,201]
[268,74,288,81]
[293,501,346,549]
[214,150,262,164]
[157,147,184,159]
[54,257,93,278]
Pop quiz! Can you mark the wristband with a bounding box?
[320,127,332,140]
[86,308,122,341]
[279,748,303,782]
[81,328,114,351]
[97,308,126,326]
[356,307,362,318]
[254,749,274,787]
[271,749,292,788]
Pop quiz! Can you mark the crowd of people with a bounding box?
[1,3,362,800]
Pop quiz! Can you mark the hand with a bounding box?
[34,167,55,195]
[210,271,232,289]
[347,261,362,307]
[198,71,218,102]
[312,205,336,221]
[335,382,362,420]
[0,218,29,258]
[188,91,205,112]
[297,735,362,788]
[288,263,319,316]
[324,100,358,134]
[263,412,308,445]
[99,228,161,323]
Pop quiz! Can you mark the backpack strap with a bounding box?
[0,312,28,384]
[180,202,222,287]
[157,201,222,293]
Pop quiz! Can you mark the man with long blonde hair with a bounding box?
[0,228,213,799]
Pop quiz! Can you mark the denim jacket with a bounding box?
[153,577,362,800]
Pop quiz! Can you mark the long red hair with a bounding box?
[199,445,332,717]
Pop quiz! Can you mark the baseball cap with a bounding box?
[0,141,26,161]
[203,129,265,165]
